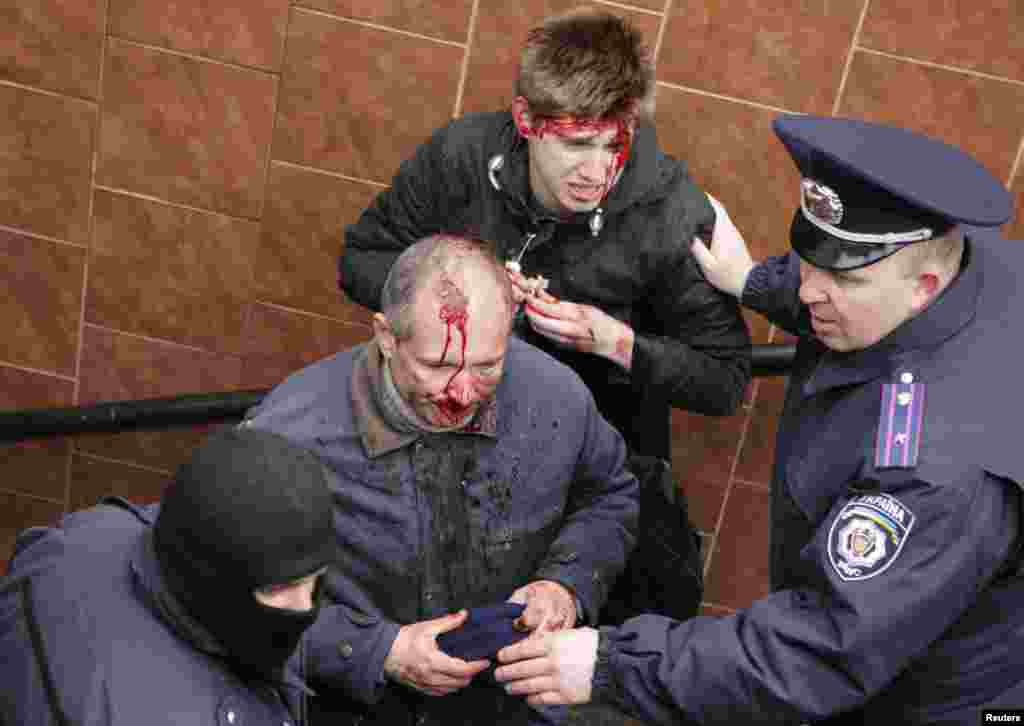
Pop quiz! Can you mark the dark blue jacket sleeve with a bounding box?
[741,252,813,338]
[591,473,1018,724]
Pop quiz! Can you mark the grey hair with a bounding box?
[380,235,513,340]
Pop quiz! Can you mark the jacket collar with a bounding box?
[350,343,498,459]
[803,240,981,396]
[129,530,313,696]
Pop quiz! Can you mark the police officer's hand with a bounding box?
[494,627,599,706]
[383,610,490,696]
[522,296,635,370]
[508,580,577,634]
[690,194,755,299]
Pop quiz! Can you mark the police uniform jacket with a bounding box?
[244,337,638,726]
[0,499,312,726]
[589,231,1024,725]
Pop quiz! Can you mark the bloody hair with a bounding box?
[515,8,654,122]
[381,235,513,339]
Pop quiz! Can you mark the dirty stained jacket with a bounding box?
[0,498,312,726]
[339,111,751,461]
[589,231,1024,725]
[244,337,638,726]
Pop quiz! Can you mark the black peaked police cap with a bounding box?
[773,114,1013,271]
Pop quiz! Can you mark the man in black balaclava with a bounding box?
[153,425,336,676]
[1,427,336,725]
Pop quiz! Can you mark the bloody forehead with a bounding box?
[531,115,634,167]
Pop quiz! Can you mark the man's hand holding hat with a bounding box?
[384,611,490,696]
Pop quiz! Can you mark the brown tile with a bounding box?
[108,0,290,71]
[0,230,86,375]
[743,307,773,346]
[659,0,863,115]
[240,304,372,388]
[69,454,172,511]
[0,366,74,502]
[704,481,770,609]
[461,0,661,116]
[74,424,229,477]
[254,162,380,320]
[838,51,1024,185]
[0,84,97,244]
[88,190,262,353]
[75,325,244,470]
[655,87,800,265]
[679,476,726,535]
[78,325,244,405]
[861,1,1024,82]
[0,492,65,575]
[274,9,462,183]
[0,0,105,99]
[97,39,276,219]
[733,408,778,487]
[750,375,788,416]
[670,408,747,488]
[303,0,475,43]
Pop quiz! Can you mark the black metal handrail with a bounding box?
[0,343,795,442]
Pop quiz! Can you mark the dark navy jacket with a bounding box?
[0,499,312,726]
[590,232,1024,724]
[244,337,638,726]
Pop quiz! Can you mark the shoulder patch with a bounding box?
[828,493,915,582]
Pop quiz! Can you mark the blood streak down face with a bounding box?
[384,266,509,429]
[520,111,635,215]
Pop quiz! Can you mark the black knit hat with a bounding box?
[154,426,335,591]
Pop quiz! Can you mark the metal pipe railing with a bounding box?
[0,343,795,442]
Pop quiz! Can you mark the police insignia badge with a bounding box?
[828,493,915,581]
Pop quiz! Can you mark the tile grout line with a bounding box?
[857,46,1024,88]
[0,487,66,507]
[267,159,389,188]
[651,0,673,68]
[107,36,279,78]
[74,450,175,477]
[656,80,799,116]
[597,0,664,17]
[251,299,373,327]
[255,7,291,221]
[1007,131,1024,190]
[831,0,872,116]
[0,224,87,251]
[0,78,98,106]
[701,401,757,581]
[92,184,264,224]
[80,321,244,357]
[0,361,77,384]
[290,5,467,49]
[452,0,481,117]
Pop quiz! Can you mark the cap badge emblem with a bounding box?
[801,179,844,226]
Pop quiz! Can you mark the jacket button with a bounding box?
[339,642,354,658]
[226,711,237,724]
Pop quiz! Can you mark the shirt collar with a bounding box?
[803,240,981,396]
[350,344,498,459]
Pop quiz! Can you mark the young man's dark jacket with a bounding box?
[0,499,312,726]
[339,111,752,622]
[340,111,750,461]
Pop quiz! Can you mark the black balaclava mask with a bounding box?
[153,426,335,676]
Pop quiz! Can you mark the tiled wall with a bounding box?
[1,0,1022,621]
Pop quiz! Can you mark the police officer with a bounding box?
[492,115,1024,725]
